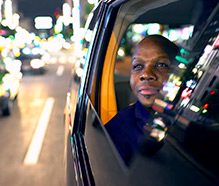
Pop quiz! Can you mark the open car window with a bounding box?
[95,0,219,177]
[99,0,219,123]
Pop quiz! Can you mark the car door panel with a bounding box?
[83,97,217,186]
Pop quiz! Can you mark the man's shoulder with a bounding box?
[118,102,136,115]
[105,103,136,128]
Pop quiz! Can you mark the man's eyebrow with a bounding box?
[132,56,143,61]
[131,57,143,64]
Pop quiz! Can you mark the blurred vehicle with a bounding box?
[64,0,219,186]
[0,60,21,116]
[17,46,46,74]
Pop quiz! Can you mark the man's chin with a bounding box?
[138,95,156,108]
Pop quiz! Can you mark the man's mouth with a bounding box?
[138,88,159,98]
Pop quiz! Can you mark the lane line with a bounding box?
[23,97,55,165]
[56,65,64,76]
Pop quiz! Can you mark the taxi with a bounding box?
[64,0,219,185]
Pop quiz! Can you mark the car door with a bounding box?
[65,0,219,185]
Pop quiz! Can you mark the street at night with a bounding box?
[0,48,76,186]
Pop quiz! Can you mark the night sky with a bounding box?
[17,0,64,20]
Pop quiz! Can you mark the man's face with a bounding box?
[130,39,171,107]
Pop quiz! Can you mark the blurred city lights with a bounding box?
[132,24,146,33]
[22,47,31,55]
[0,0,3,21]
[190,105,200,112]
[32,47,41,55]
[202,109,208,114]
[178,63,186,69]
[63,3,73,26]
[34,16,53,29]
[87,0,96,4]
[147,23,160,35]
[54,17,64,33]
[30,59,45,69]
[118,48,125,57]
[72,0,82,52]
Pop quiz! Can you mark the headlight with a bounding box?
[30,59,45,69]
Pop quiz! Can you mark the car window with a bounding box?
[96,0,219,173]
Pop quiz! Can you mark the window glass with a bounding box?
[79,17,99,100]
[107,4,219,176]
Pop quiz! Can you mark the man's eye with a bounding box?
[132,64,144,71]
[155,63,169,69]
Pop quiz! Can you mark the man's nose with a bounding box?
[139,66,157,81]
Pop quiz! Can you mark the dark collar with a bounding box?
[134,101,152,124]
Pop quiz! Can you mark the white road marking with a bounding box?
[23,97,55,165]
[56,65,64,76]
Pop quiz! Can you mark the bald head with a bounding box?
[130,34,179,107]
[135,35,179,61]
